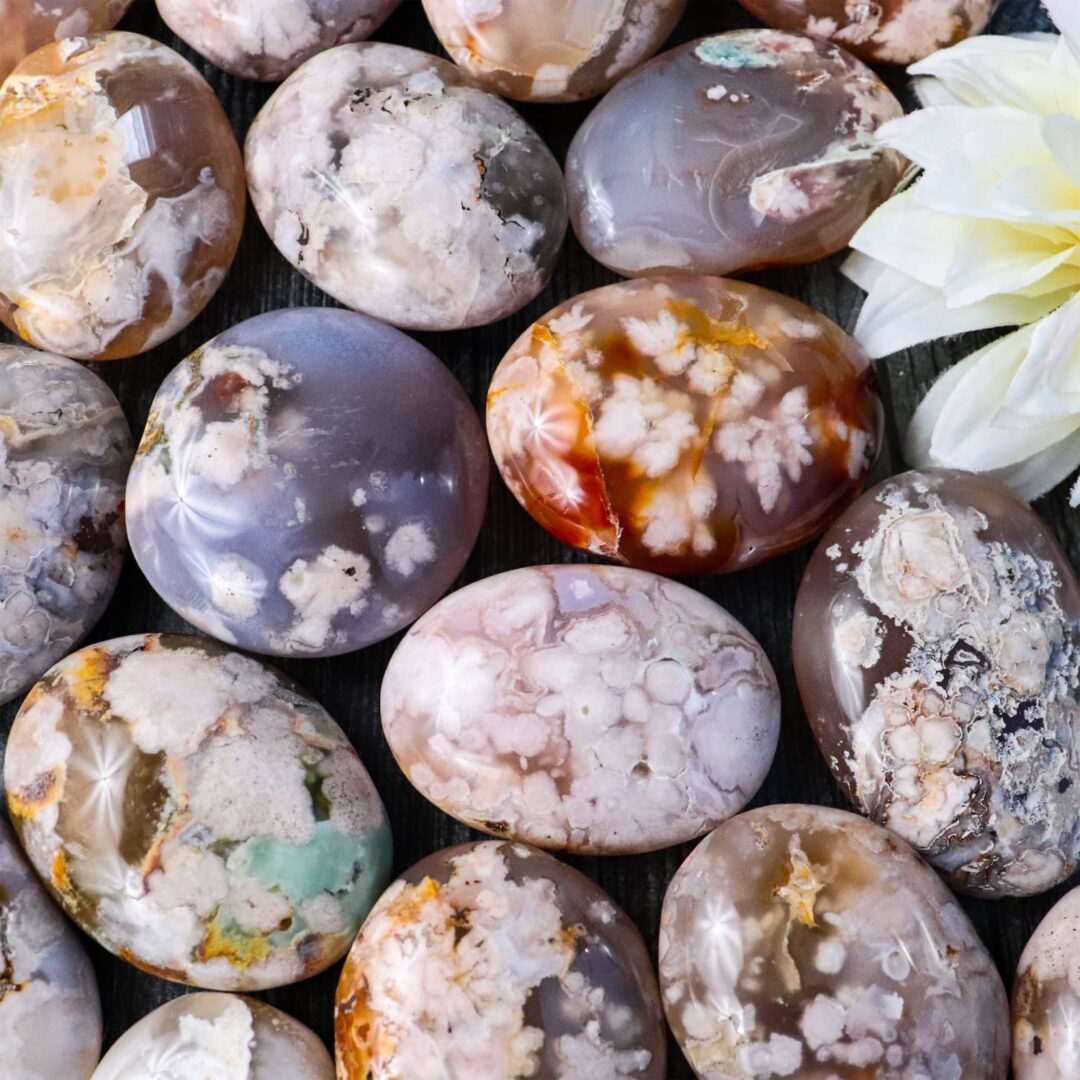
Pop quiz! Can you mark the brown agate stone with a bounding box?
[0,0,132,81]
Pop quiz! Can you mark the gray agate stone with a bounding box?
[126,308,488,657]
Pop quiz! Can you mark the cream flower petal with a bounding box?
[1044,114,1080,189]
[1044,0,1080,62]
[1005,293,1080,415]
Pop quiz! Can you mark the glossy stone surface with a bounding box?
[659,804,1010,1079]
[382,564,780,854]
[4,633,393,990]
[93,993,334,1079]
[421,0,686,102]
[0,0,132,81]
[566,31,905,279]
[0,818,102,1080]
[246,43,567,331]
[126,308,488,657]
[793,469,1080,897]
[157,0,402,81]
[487,276,882,575]
[335,840,666,1078]
[0,346,131,706]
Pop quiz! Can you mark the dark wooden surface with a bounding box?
[0,1,1062,1075]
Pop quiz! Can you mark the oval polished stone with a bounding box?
[0,346,131,706]
[421,0,686,102]
[126,308,488,658]
[335,840,666,1078]
[793,469,1080,897]
[0,32,245,361]
[4,633,393,990]
[487,276,882,575]
[566,30,905,278]
[246,42,567,331]
[0,819,102,1080]
[382,564,780,854]
[660,804,1010,1079]
[0,0,132,81]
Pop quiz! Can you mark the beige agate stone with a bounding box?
[659,804,1010,1079]
[0,32,245,361]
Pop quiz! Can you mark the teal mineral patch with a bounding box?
[695,37,781,70]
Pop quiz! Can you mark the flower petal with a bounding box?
[1005,293,1080,414]
[1044,0,1080,63]
[1044,113,1080,188]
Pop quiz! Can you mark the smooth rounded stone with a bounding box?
[156,0,402,81]
[0,818,102,1080]
[793,469,1080,898]
[487,276,882,575]
[245,42,567,331]
[93,993,334,1079]
[382,564,780,854]
[0,346,131,706]
[126,309,488,658]
[421,0,686,102]
[4,633,393,990]
[0,32,245,361]
[659,804,1010,1080]
[335,840,666,1078]
[566,30,905,279]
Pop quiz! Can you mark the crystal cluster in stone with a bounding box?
[421,0,686,102]
[566,30,905,279]
[382,564,780,854]
[4,633,393,990]
[335,841,666,1078]
[126,308,488,658]
[246,42,567,331]
[487,276,882,575]
[793,469,1080,897]
[659,804,1010,1079]
[0,32,245,360]
[0,346,132,706]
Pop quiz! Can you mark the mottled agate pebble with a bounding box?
[93,993,333,1079]
[660,804,1010,1079]
[487,276,881,575]
[566,31,905,279]
[127,309,488,657]
[382,565,780,854]
[0,347,131,706]
[4,633,393,990]
[0,0,132,81]
[0,819,102,1080]
[156,0,401,81]
[794,469,1080,897]
[336,840,666,1078]
[246,43,567,331]
[421,0,686,102]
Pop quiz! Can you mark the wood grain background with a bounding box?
[0,1,1061,1074]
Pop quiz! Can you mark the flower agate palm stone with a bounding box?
[793,469,1080,897]
[126,308,488,657]
[335,840,666,1078]
[245,43,567,331]
[421,0,686,102]
[487,277,881,575]
[659,804,1010,1079]
[0,346,131,706]
[566,30,905,278]
[0,819,102,1080]
[4,633,393,990]
[382,565,780,854]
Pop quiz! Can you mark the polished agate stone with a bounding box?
[382,565,780,854]
[566,31,905,278]
[0,347,131,705]
[487,277,881,575]
[127,309,488,657]
[0,819,102,1080]
[157,0,401,81]
[246,43,567,331]
[660,804,1010,1079]
[793,469,1080,897]
[0,0,132,81]
[93,993,334,1079]
[4,633,393,990]
[0,32,245,361]
[421,0,686,102]
[335,840,666,1078]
